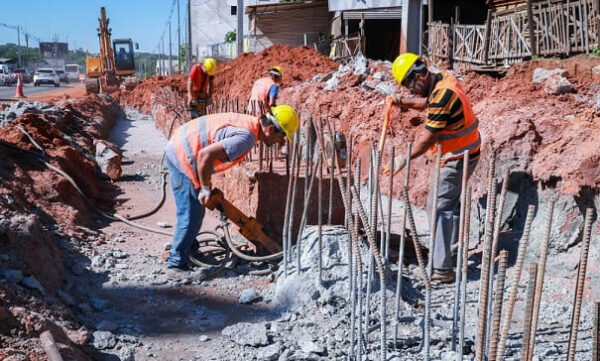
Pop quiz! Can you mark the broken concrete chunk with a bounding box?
[92,330,117,349]
[256,343,281,361]
[543,74,573,95]
[3,270,23,284]
[532,68,566,83]
[298,339,325,355]
[156,221,171,228]
[222,322,269,346]
[239,288,261,304]
[94,139,123,180]
[119,345,136,361]
[199,334,210,342]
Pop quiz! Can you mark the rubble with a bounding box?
[221,322,269,346]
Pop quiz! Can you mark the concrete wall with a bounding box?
[190,0,278,59]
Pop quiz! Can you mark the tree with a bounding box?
[224,31,236,43]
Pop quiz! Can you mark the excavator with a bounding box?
[85,7,136,94]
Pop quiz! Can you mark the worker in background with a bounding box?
[247,66,283,115]
[163,105,300,280]
[386,53,481,284]
[187,57,217,119]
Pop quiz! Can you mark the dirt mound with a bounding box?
[213,44,338,102]
[120,74,187,114]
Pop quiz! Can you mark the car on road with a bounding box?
[55,69,68,83]
[10,68,32,83]
[0,64,12,86]
[65,64,81,83]
[33,68,60,87]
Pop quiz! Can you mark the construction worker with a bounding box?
[187,57,217,119]
[386,53,481,283]
[163,105,300,279]
[247,66,283,115]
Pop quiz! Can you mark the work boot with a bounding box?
[165,265,207,281]
[431,269,455,285]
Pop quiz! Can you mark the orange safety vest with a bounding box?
[429,72,481,162]
[247,77,275,114]
[170,113,261,188]
[191,65,209,99]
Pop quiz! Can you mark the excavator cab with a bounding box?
[113,38,135,76]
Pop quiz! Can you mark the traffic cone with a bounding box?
[14,73,25,98]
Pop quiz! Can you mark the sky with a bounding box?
[0,0,184,54]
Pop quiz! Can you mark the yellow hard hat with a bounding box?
[392,53,419,84]
[270,104,299,141]
[269,65,283,79]
[203,57,217,76]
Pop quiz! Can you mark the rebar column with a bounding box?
[318,143,324,284]
[482,153,496,244]
[346,134,353,229]
[527,200,555,361]
[488,250,508,361]
[476,180,497,361]
[452,150,470,351]
[402,186,430,288]
[385,147,395,261]
[457,187,472,361]
[424,145,442,360]
[496,205,536,361]
[296,155,322,274]
[566,208,595,361]
[520,263,538,361]
[286,143,301,274]
[328,130,335,224]
[349,212,362,359]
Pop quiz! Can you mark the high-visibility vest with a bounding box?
[429,72,481,162]
[191,65,209,99]
[247,77,275,114]
[170,113,260,188]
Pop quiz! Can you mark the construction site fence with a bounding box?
[428,0,600,70]
[330,33,364,62]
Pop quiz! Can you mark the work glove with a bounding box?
[198,185,212,205]
[383,155,407,177]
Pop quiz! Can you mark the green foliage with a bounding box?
[592,47,600,57]
[225,31,236,43]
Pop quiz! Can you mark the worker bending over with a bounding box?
[163,105,300,279]
[187,58,217,119]
[387,53,481,283]
[247,66,283,115]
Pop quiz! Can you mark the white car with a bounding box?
[33,68,60,87]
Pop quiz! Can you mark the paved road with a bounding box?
[0,82,76,100]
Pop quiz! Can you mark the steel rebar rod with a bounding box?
[286,142,301,274]
[401,186,430,288]
[385,147,395,261]
[486,169,510,356]
[452,150,470,351]
[349,212,362,359]
[593,301,599,361]
[520,263,538,361]
[296,154,322,274]
[527,199,555,361]
[346,134,353,229]
[350,182,387,361]
[488,250,508,361]
[328,129,335,224]
[566,208,595,361]
[424,145,442,360]
[305,121,311,200]
[476,180,497,361]
[483,153,496,246]
[318,142,324,285]
[458,187,473,361]
[496,204,536,360]
[373,151,381,257]
[282,135,298,278]
[365,145,375,347]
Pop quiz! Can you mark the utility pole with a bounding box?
[187,0,193,71]
[169,21,173,75]
[162,36,166,75]
[177,0,181,72]
[236,0,243,56]
[16,26,22,67]
[25,34,29,67]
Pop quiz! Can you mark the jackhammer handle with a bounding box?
[378,100,393,153]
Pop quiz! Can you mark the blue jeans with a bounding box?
[166,157,205,268]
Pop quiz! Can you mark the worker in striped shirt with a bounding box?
[386,53,481,284]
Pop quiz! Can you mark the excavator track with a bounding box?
[84,78,100,95]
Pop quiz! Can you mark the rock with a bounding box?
[239,288,261,304]
[543,74,573,95]
[256,343,281,361]
[298,340,325,355]
[119,345,136,361]
[21,276,45,294]
[374,81,396,95]
[372,71,388,81]
[199,334,210,342]
[532,68,565,83]
[92,330,117,349]
[112,250,128,259]
[156,221,171,228]
[3,270,23,284]
[90,298,109,311]
[91,255,105,268]
[352,52,369,76]
[66,326,90,346]
[94,139,123,180]
[222,322,269,346]
[57,290,75,306]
